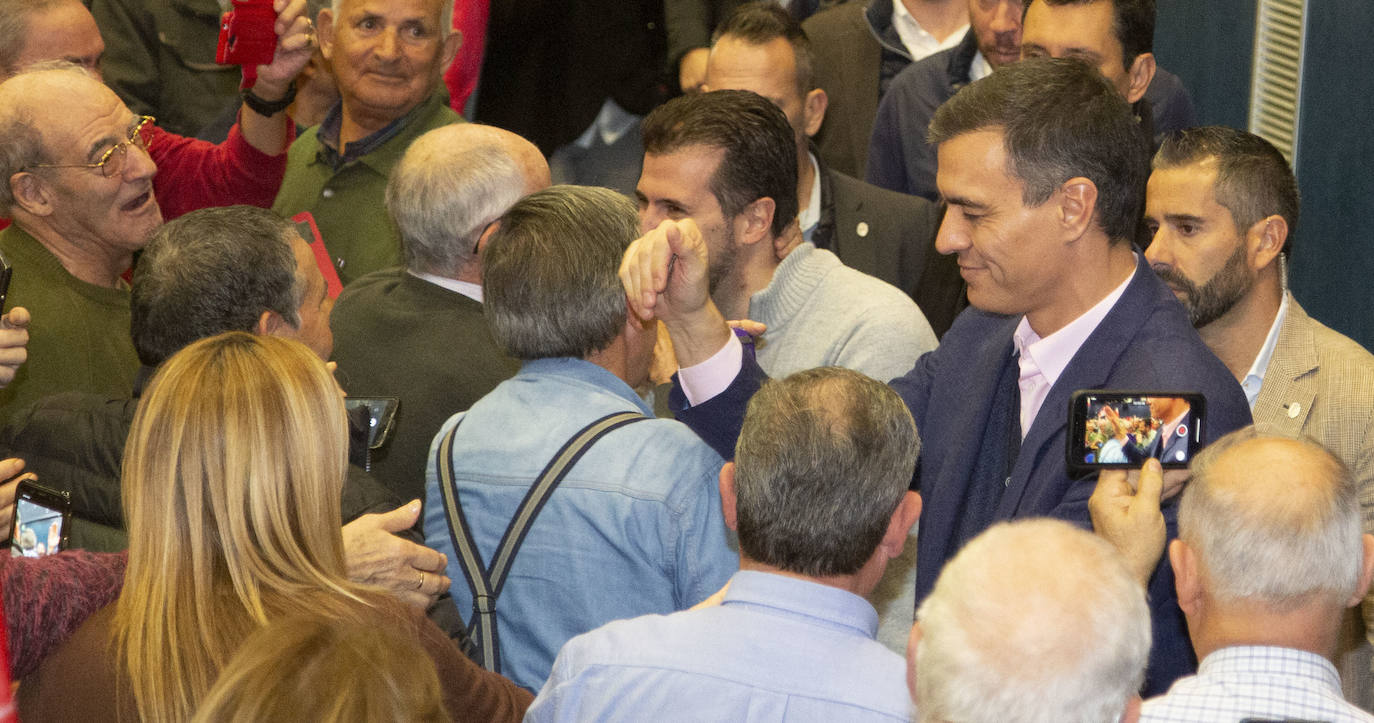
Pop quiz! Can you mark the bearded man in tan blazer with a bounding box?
[1143,125,1374,710]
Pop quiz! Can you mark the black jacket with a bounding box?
[0,388,414,550]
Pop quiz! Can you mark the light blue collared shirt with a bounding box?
[423,357,735,693]
[528,570,915,722]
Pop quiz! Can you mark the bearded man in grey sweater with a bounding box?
[634,90,936,385]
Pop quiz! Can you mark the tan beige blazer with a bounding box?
[1254,293,1374,709]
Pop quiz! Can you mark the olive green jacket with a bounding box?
[272,94,462,286]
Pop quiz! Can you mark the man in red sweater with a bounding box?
[0,0,313,222]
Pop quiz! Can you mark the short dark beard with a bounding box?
[706,223,739,297]
[1154,243,1252,328]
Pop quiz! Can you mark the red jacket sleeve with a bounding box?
[146,120,292,221]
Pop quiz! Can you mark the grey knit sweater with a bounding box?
[749,242,937,382]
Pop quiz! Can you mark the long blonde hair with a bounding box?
[192,611,448,722]
[114,332,365,722]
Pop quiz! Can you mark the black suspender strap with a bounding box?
[434,410,647,673]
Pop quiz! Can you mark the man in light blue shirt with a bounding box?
[528,366,923,722]
[422,186,736,693]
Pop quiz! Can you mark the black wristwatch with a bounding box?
[242,81,296,116]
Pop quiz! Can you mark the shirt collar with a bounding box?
[408,269,483,303]
[1199,645,1343,695]
[518,357,653,416]
[969,51,993,82]
[799,152,822,240]
[723,570,879,640]
[890,1,967,62]
[316,98,428,169]
[1241,292,1289,409]
[1013,259,1136,393]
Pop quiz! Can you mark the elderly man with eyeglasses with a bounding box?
[0,66,169,416]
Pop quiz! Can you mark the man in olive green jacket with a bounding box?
[272,0,462,286]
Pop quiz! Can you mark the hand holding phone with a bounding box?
[216,0,279,88]
[10,480,70,558]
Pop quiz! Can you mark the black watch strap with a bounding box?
[242,81,296,116]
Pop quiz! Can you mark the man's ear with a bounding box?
[440,29,463,72]
[1058,177,1099,242]
[315,8,337,60]
[735,196,777,248]
[1120,695,1142,723]
[9,172,54,218]
[475,220,501,257]
[1348,533,1374,607]
[1244,214,1287,273]
[719,462,738,531]
[880,491,922,559]
[1124,52,1156,104]
[1169,539,1202,616]
[257,309,288,337]
[802,87,828,138]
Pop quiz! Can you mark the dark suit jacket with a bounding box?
[676,255,1253,695]
[805,0,884,179]
[330,269,520,505]
[814,166,962,336]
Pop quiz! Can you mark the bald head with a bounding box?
[913,519,1150,722]
[385,124,550,278]
[0,65,132,212]
[1181,430,1364,609]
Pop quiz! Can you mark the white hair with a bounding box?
[914,519,1150,723]
[385,124,530,276]
[1180,428,1362,609]
[328,0,452,37]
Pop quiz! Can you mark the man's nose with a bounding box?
[1143,231,1173,267]
[122,142,158,181]
[638,207,664,235]
[934,215,968,256]
[993,1,1022,34]
[377,30,401,60]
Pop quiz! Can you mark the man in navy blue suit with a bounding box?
[619,57,1251,695]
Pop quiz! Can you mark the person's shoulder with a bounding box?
[888,43,961,98]
[623,416,726,473]
[819,255,922,315]
[335,267,408,305]
[1303,308,1374,373]
[802,0,868,40]
[830,168,937,216]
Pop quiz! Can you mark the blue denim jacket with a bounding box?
[423,358,736,692]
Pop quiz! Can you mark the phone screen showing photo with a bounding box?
[11,496,65,558]
[1078,394,1199,467]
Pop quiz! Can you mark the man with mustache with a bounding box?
[1144,126,1374,708]
[272,0,462,285]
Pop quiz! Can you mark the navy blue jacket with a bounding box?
[675,254,1252,695]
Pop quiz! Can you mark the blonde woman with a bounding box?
[192,611,447,722]
[17,333,531,722]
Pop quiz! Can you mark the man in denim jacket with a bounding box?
[423,185,736,693]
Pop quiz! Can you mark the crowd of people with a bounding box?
[0,0,1371,721]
